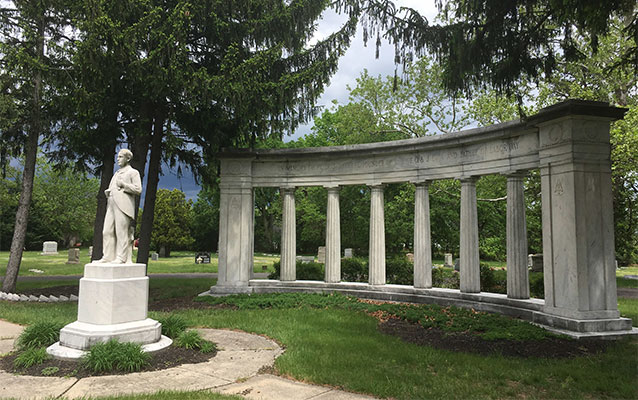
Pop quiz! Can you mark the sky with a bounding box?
[157,1,440,200]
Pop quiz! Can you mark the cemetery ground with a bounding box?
[0,275,637,399]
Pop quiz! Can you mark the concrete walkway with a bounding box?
[0,320,375,400]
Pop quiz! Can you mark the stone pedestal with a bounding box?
[66,248,80,264]
[47,263,169,359]
[41,241,58,255]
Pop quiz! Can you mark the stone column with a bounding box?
[536,110,624,325]
[213,158,255,293]
[325,186,341,283]
[280,187,296,281]
[369,185,386,285]
[413,181,432,288]
[460,177,480,293]
[506,173,529,299]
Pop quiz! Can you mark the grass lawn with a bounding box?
[1,278,637,399]
[0,250,280,277]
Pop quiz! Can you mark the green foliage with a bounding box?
[530,273,545,299]
[174,330,216,353]
[40,366,59,376]
[158,315,188,339]
[385,255,413,285]
[341,257,368,282]
[13,347,49,369]
[432,267,460,289]
[150,189,195,256]
[82,340,150,373]
[268,260,324,281]
[17,320,65,350]
[190,185,220,252]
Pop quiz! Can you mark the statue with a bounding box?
[96,149,142,264]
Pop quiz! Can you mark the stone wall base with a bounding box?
[203,280,637,339]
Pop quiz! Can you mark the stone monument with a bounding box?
[48,149,170,359]
[66,248,80,264]
[344,248,353,258]
[41,241,58,255]
[444,253,453,267]
[317,246,326,264]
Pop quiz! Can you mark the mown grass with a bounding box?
[1,278,636,399]
[0,250,280,277]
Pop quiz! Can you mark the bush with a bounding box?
[386,255,413,285]
[175,330,216,353]
[82,340,150,373]
[158,315,188,339]
[17,321,65,350]
[530,272,545,298]
[432,267,460,289]
[14,347,49,369]
[341,258,367,282]
[268,260,324,280]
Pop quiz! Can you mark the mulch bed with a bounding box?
[378,318,611,358]
[0,344,215,378]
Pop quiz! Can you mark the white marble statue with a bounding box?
[96,149,142,264]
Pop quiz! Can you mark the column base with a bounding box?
[204,283,254,296]
[58,318,163,351]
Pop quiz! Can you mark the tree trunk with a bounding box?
[91,143,116,261]
[2,18,44,292]
[129,101,153,222]
[136,108,165,265]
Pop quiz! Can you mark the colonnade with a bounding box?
[276,175,530,298]
[210,100,633,335]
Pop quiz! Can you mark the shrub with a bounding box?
[14,347,49,369]
[82,340,150,373]
[158,315,188,339]
[432,267,460,289]
[41,366,59,376]
[341,258,367,282]
[386,255,413,285]
[175,330,217,353]
[268,260,324,280]
[530,272,545,298]
[479,263,497,290]
[17,321,65,350]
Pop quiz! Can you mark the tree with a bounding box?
[190,184,220,252]
[149,189,194,257]
[361,0,637,96]
[0,0,71,292]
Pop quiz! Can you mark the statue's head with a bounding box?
[117,149,133,167]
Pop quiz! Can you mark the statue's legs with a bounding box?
[113,210,132,263]
[100,200,117,262]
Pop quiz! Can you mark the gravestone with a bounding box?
[41,241,58,255]
[406,253,414,262]
[454,258,460,271]
[66,248,80,264]
[195,252,211,264]
[151,252,159,261]
[444,253,454,267]
[296,255,314,263]
[317,246,326,264]
[88,246,93,259]
[529,254,543,272]
[344,248,353,258]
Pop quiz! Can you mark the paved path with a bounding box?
[0,320,375,400]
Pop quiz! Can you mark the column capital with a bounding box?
[280,186,296,194]
[368,184,385,191]
[459,176,479,184]
[503,171,528,179]
[324,184,341,191]
[410,180,431,187]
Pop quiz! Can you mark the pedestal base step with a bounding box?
[59,318,162,351]
[47,335,172,360]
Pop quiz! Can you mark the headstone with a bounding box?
[615,259,619,269]
[454,258,460,271]
[66,248,80,264]
[151,252,159,261]
[159,246,166,258]
[344,248,354,258]
[195,252,211,264]
[529,254,543,272]
[317,246,326,264]
[406,253,414,262]
[88,246,93,259]
[296,255,314,263]
[41,241,58,255]
[444,253,454,267]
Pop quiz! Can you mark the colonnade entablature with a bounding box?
[206,99,637,338]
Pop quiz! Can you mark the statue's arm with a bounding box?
[121,170,143,196]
